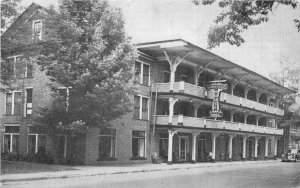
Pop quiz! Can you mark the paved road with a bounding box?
[3,162,300,188]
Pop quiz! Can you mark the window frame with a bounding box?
[132,130,146,158]
[3,125,20,153]
[27,132,46,155]
[99,128,116,159]
[134,60,150,86]
[32,19,43,40]
[133,95,149,120]
[5,91,23,116]
[25,88,33,117]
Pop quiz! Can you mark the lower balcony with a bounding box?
[154,115,283,135]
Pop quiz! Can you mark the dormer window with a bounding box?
[32,20,42,40]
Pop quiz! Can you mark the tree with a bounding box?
[1,0,24,33]
[193,1,299,49]
[269,55,300,119]
[35,0,136,135]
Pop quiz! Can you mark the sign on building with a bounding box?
[207,80,228,118]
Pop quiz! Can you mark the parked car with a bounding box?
[281,149,300,162]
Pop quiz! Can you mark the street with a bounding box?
[2,161,300,188]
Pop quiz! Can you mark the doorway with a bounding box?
[179,136,189,161]
[197,139,206,162]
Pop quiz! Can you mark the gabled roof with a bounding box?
[137,39,296,96]
[1,3,46,47]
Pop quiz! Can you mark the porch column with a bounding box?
[254,137,260,160]
[211,132,220,162]
[191,132,199,164]
[193,103,202,118]
[164,51,187,92]
[266,94,271,105]
[168,97,178,124]
[244,114,248,124]
[265,137,269,160]
[256,116,260,126]
[242,135,248,161]
[256,90,263,102]
[167,129,177,165]
[244,86,250,99]
[228,134,235,161]
[230,111,235,122]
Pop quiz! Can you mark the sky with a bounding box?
[21,0,300,79]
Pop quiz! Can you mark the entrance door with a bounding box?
[197,139,206,162]
[179,137,188,161]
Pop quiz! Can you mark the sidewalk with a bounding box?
[1,159,281,183]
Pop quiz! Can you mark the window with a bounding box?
[99,128,116,159]
[26,63,33,77]
[163,71,170,83]
[133,95,149,120]
[159,133,168,159]
[134,61,150,86]
[132,131,146,158]
[5,93,12,115]
[6,56,32,78]
[291,124,297,131]
[7,56,23,78]
[26,88,33,116]
[27,127,46,155]
[6,91,22,116]
[133,96,140,119]
[33,20,42,40]
[3,126,20,153]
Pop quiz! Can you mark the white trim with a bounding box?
[7,55,23,78]
[178,136,189,161]
[3,133,19,153]
[32,19,42,40]
[135,60,150,86]
[135,94,149,120]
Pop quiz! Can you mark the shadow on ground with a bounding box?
[1,160,77,174]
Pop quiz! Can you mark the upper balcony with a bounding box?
[152,82,284,116]
[155,115,283,135]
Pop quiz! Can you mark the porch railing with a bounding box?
[154,115,283,135]
[152,82,284,116]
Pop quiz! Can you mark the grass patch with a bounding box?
[1,160,77,175]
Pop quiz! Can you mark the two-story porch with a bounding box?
[137,39,295,164]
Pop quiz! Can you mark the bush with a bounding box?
[1,152,54,164]
[130,156,147,160]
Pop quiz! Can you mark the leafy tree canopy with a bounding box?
[193,0,300,49]
[269,55,300,120]
[35,0,136,134]
[1,0,24,33]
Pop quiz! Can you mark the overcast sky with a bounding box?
[21,0,300,79]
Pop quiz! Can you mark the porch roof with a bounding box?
[137,39,295,96]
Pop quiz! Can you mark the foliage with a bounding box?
[269,55,300,119]
[1,0,24,33]
[1,151,54,164]
[35,0,135,135]
[194,1,299,49]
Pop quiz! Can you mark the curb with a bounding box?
[1,160,280,183]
